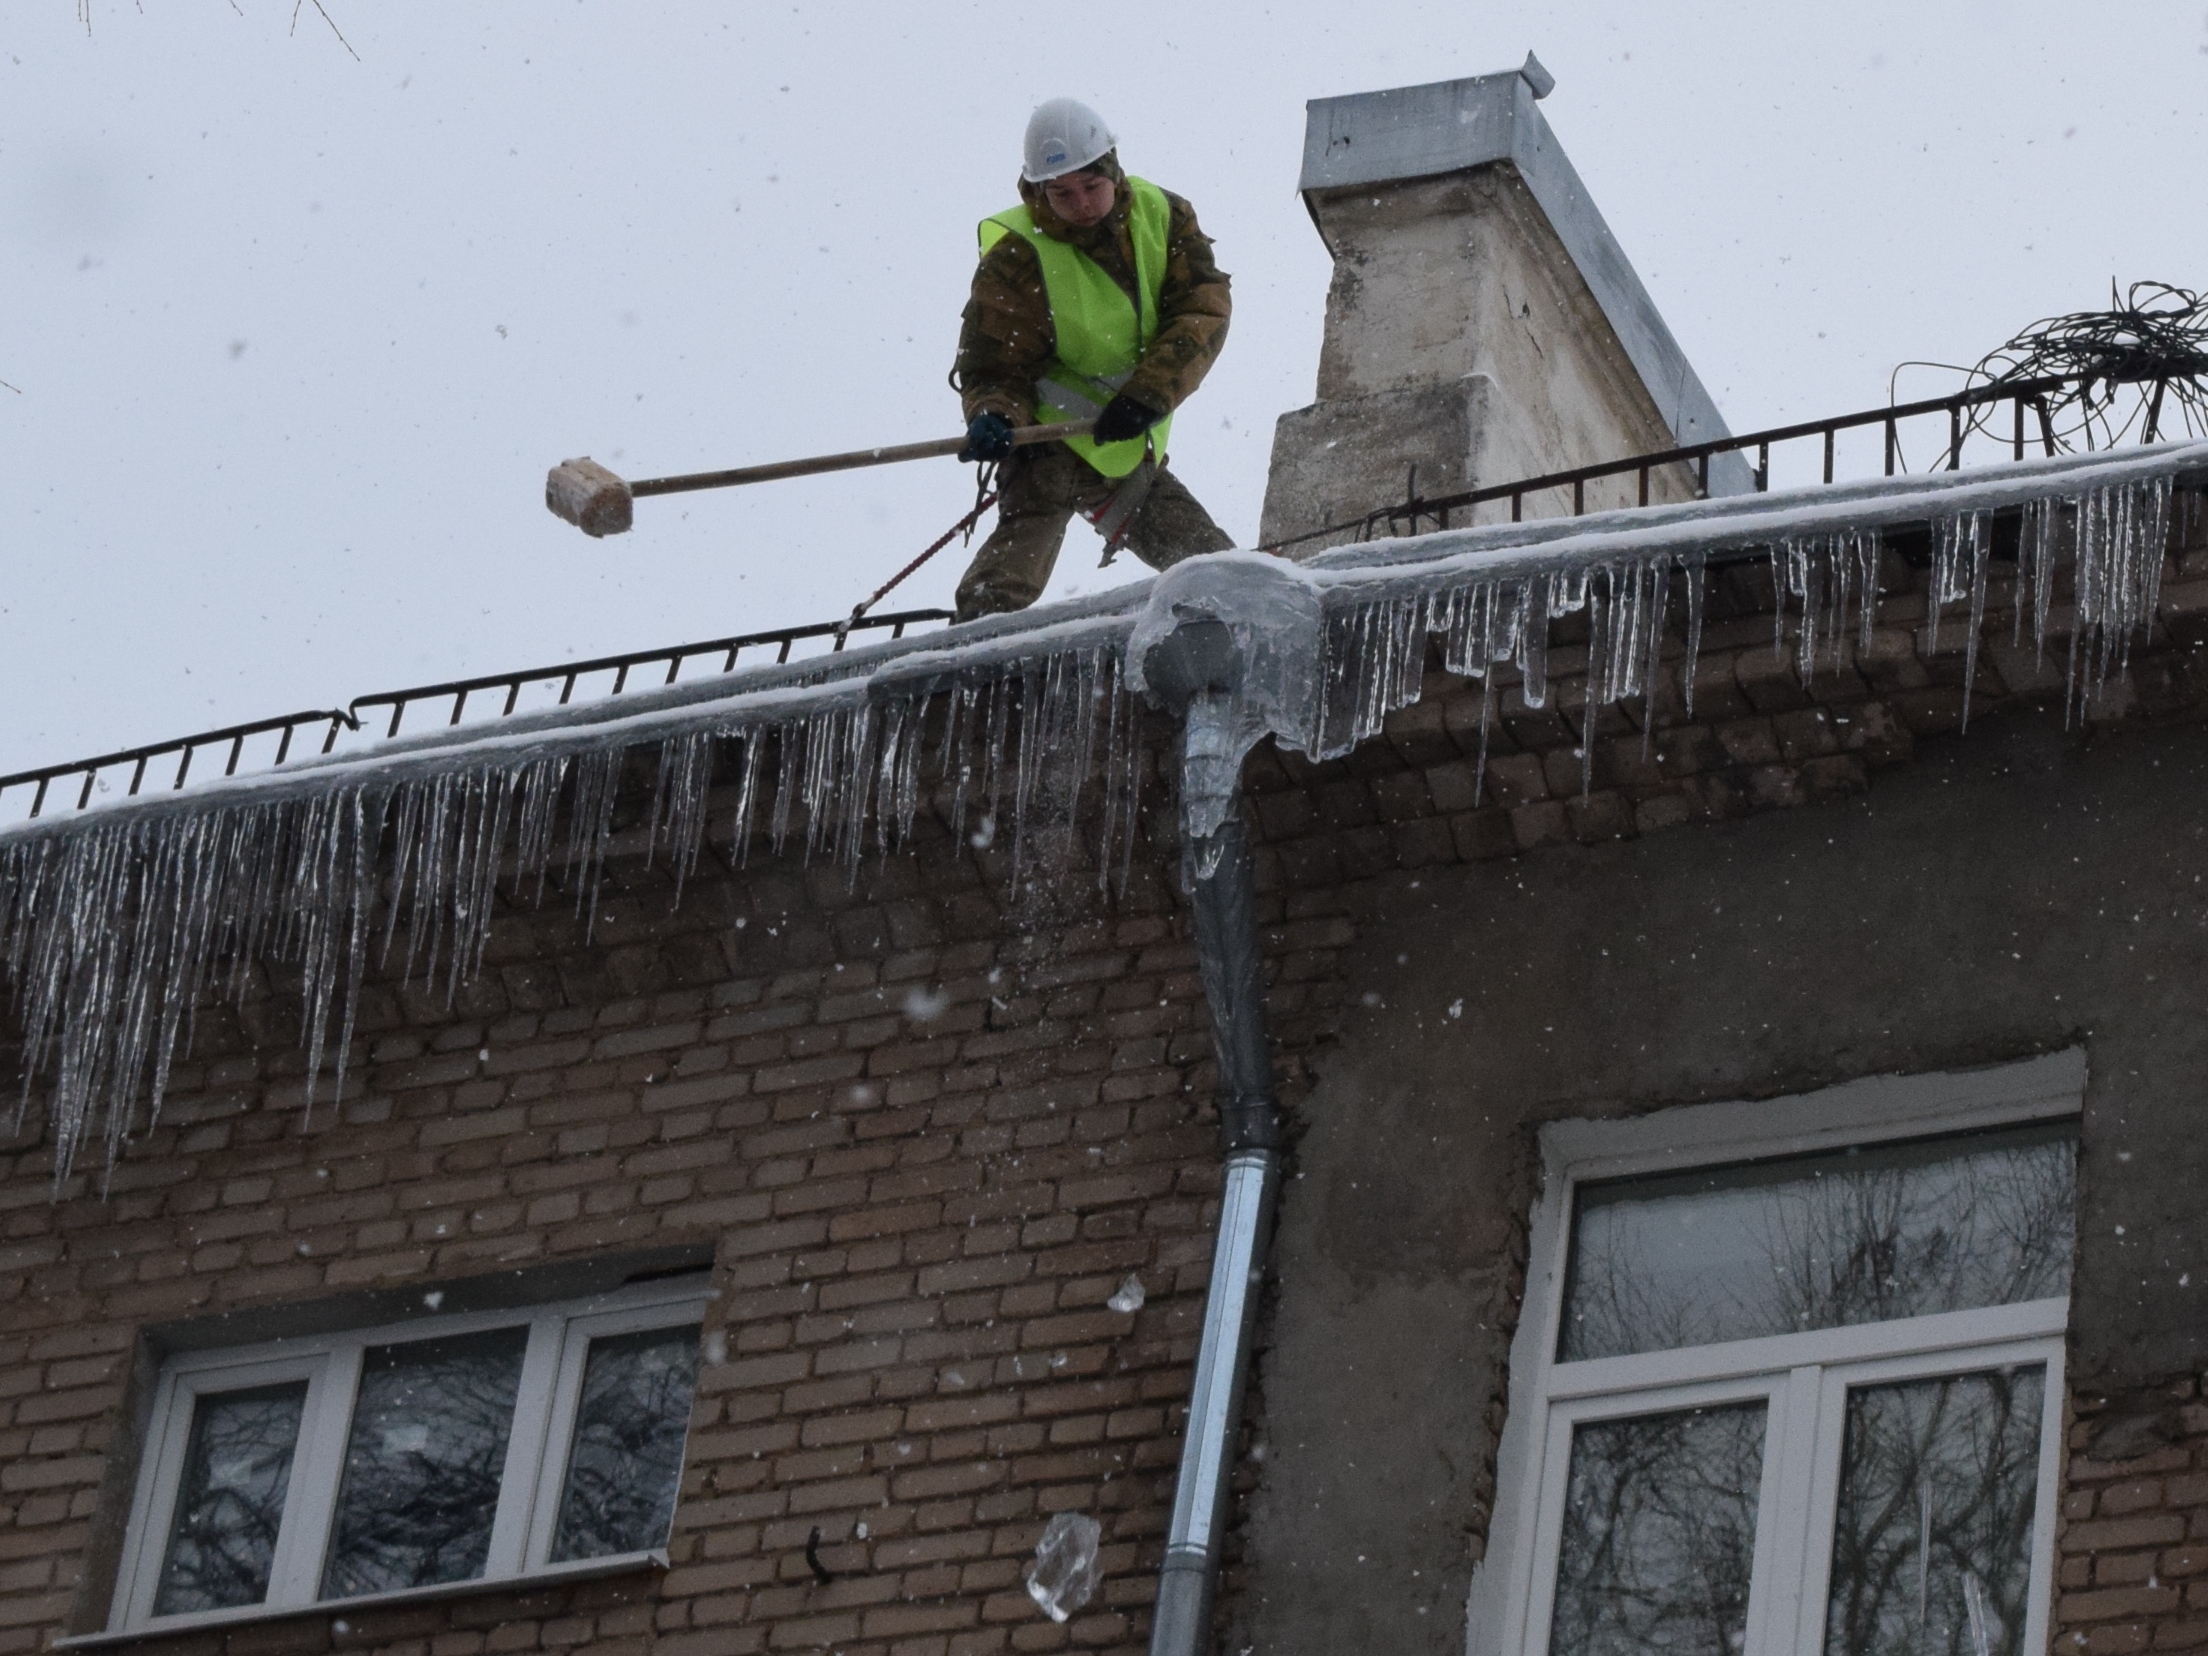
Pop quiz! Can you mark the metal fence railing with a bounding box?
[0,608,951,822]
[1265,370,2167,552]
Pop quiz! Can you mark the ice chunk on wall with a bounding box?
[0,447,2191,1186]
[1129,554,1325,851]
[1025,1512,1103,1621]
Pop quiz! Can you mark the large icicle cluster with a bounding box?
[1,647,1148,1183]
[0,443,2197,1184]
[1303,461,2181,798]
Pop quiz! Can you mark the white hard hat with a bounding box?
[1022,97,1116,183]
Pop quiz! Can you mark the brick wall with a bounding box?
[0,754,1348,1656]
[2058,1378,2208,1655]
[6,492,2208,1656]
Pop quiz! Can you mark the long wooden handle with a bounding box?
[628,419,1096,499]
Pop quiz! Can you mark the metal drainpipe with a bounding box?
[1138,623,1286,1656]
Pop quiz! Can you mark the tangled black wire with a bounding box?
[1900,282,2208,460]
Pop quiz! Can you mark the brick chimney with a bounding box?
[1260,60,1749,554]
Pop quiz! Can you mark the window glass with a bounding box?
[1548,1400,1767,1656]
[1560,1123,2076,1361]
[1823,1366,2047,1656]
[154,1383,308,1615]
[549,1324,701,1562]
[321,1328,528,1599]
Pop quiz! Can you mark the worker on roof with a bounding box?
[950,98,1235,621]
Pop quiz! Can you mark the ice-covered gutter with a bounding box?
[2,440,2202,1184]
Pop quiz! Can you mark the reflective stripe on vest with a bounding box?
[977,176,1173,479]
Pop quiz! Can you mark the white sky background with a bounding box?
[3,0,2204,780]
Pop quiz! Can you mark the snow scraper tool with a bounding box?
[545,419,1095,538]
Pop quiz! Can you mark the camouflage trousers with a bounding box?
[952,442,1234,621]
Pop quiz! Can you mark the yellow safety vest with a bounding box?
[977,176,1173,479]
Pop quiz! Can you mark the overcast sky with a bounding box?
[4,0,2204,787]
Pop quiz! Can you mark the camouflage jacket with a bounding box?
[953,165,1231,426]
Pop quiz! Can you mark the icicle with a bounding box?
[1520,578,1553,710]
[1095,662,1128,892]
[515,755,572,902]
[875,697,925,857]
[944,681,978,848]
[1925,510,1985,661]
[649,731,718,900]
[1472,675,1496,805]
[1960,515,1993,730]
[1765,530,1883,688]
[979,673,1013,844]
[1,788,401,1184]
[728,732,767,867]
[1771,544,1791,665]
[2014,475,2177,717]
[1636,560,1671,759]
[1575,570,1612,795]
[984,647,1125,893]
[1681,554,1707,719]
[1008,659,1048,890]
[798,706,840,861]
[566,748,624,934]
[323,790,381,1114]
[457,767,520,997]
[1317,597,1429,756]
[830,703,880,871]
[1109,667,1146,897]
[2020,498,2061,663]
[766,715,807,854]
[2074,475,2171,703]
[1850,530,1884,663]
[1435,578,1528,687]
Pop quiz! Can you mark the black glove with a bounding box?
[957,411,1015,463]
[1091,392,1162,446]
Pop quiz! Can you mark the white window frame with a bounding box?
[1468,1051,2083,1656]
[102,1278,708,1637]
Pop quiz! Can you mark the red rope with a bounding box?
[837,487,998,640]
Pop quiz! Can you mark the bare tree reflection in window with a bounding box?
[1763,1138,2074,1334]
[1823,1368,2046,1656]
[321,1329,527,1599]
[1548,1402,1767,1656]
[1561,1125,2075,1361]
[549,1325,700,1561]
[154,1384,307,1615]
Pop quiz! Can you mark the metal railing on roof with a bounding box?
[346,607,952,740]
[0,366,2186,824]
[1266,370,2163,552]
[0,608,950,822]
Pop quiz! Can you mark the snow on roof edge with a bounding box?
[6,440,2201,848]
